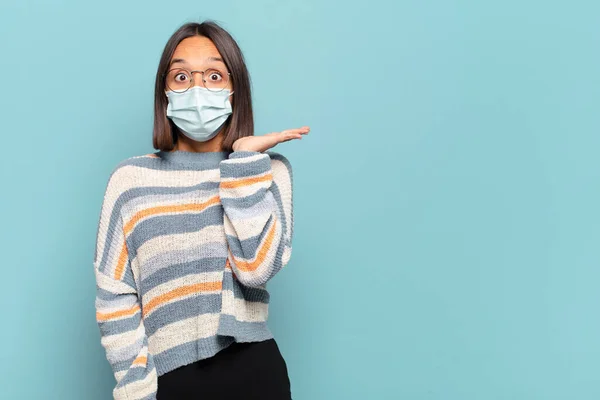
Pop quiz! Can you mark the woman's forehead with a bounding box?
[171,36,223,65]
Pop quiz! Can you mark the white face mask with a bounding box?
[166,86,234,142]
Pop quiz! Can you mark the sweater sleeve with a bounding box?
[93,171,158,400]
[219,150,294,288]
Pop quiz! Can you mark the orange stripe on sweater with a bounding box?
[123,196,221,235]
[114,242,129,281]
[96,304,140,322]
[220,173,272,189]
[132,355,147,366]
[143,281,222,317]
[231,217,277,272]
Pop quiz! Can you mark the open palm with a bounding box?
[232,126,310,153]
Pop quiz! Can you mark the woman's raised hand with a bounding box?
[232,126,310,153]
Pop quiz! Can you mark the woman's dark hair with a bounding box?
[153,21,253,151]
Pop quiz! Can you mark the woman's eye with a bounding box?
[208,73,222,81]
[175,73,188,82]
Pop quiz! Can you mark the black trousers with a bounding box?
[157,338,292,400]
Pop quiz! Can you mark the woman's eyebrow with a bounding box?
[170,58,188,66]
[170,56,225,67]
[206,56,225,64]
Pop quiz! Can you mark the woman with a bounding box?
[93,20,309,400]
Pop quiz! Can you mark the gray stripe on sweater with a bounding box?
[216,314,273,342]
[127,206,224,259]
[144,293,221,337]
[142,256,227,293]
[122,154,224,172]
[219,154,271,179]
[98,316,140,337]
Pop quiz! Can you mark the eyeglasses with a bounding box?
[164,67,231,93]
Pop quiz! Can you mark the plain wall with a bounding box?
[0,0,599,399]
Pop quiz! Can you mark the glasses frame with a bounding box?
[164,67,232,93]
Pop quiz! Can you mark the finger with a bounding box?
[278,131,306,140]
[295,126,310,134]
[281,126,310,136]
[271,131,296,140]
[282,132,303,141]
[277,131,303,141]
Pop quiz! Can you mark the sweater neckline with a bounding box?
[156,149,231,168]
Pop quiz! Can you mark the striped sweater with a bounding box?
[93,149,293,400]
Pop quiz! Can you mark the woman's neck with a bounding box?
[173,131,225,153]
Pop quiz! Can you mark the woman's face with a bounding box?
[165,36,233,94]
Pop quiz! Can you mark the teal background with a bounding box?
[1,0,599,399]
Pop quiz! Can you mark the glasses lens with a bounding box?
[166,68,192,93]
[203,68,229,92]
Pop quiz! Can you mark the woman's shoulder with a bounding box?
[102,152,159,193]
[111,152,160,172]
[115,152,160,168]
